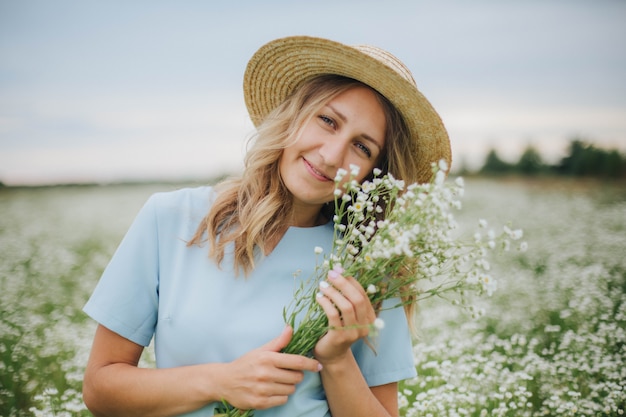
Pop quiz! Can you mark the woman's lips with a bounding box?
[303,158,332,181]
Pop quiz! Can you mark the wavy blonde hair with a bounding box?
[189,74,422,328]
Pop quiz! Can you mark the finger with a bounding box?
[263,368,306,386]
[319,281,376,333]
[327,272,368,300]
[319,280,357,321]
[332,275,376,322]
[316,289,344,327]
[258,326,293,352]
[277,352,323,373]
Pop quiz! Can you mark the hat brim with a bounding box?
[243,36,451,183]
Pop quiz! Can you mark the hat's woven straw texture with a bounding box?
[244,36,451,184]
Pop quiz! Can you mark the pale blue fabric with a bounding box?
[84,186,417,417]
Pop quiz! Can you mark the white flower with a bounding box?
[478,219,488,228]
[362,181,375,193]
[314,246,323,255]
[349,164,360,176]
[334,189,342,197]
[438,159,448,172]
[334,168,347,182]
[481,274,497,296]
[367,284,378,294]
[373,167,382,176]
[435,170,445,185]
[373,318,385,330]
[476,258,490,271]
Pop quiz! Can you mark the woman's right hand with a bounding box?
[83,324,320,417]
[217,326,322,410]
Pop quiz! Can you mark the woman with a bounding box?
[82,36,450,417]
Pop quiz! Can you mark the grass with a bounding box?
[0,178,624,416]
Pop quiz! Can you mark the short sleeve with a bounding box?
[83,195,160,346]
[352,298,417,387]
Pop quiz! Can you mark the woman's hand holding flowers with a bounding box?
[218,326,321,411]
[313,268,377,365]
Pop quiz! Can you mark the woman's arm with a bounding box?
[315,272,399,417]
[83,324,321,417]
[320,353,398,417]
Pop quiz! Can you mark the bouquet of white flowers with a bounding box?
[215,161,525,416]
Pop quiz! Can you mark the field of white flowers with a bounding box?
[1,178,624,416]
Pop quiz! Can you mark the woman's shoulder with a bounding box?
[149,185,216,204]
[145,185,216,220]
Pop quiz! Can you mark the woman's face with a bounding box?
[279,86,386,209]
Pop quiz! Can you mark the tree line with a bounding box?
[476,139,626,180]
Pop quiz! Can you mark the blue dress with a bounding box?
[84,186,416,416]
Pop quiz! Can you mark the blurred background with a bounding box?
[1,0,625,186]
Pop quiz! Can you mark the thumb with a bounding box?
[259,326,293,352]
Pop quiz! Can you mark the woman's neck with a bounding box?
[262,210,328,256]
[289,204,328,228]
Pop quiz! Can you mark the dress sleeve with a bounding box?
[83,194,160,346]
[351,298,417,387]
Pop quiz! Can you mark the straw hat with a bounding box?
[243,35,451,183]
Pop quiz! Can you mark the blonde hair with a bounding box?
[189,74,421,329]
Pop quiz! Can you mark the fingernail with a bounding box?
[319,281,330,289]
[317,363,323,372]
[328,270,340,280]
[316,291,324,298]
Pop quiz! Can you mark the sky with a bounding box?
[1,0,625,185]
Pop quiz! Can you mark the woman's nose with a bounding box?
[318,139,347,168]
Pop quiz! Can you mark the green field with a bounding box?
[1,179,624,416]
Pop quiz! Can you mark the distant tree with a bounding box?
[558,139,626,179]
[558,140,585,176]
[600,150,625,178]
[480,149,512,175]
[477,138,626,179]
[516,146,545,175]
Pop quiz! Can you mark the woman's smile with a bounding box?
[303,158,333,182]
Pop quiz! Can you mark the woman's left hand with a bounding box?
[313,268,377,365]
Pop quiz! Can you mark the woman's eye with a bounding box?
[356,142,372,158]
[319,115,335,128]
